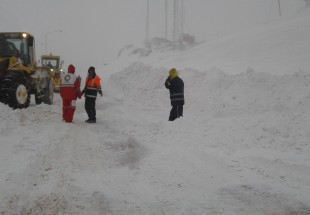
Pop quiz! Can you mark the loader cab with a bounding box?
[0,32,35,69]
[41,55,60,69]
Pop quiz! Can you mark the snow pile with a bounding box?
[105,63,310,214]
[118,34,197,58]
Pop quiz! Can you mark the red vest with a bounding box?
[60,73,81,100]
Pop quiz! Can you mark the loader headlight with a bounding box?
[22,33,27,38]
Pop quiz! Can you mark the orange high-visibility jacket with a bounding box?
[84,75,101,98]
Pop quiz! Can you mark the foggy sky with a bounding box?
[0,0,305,73]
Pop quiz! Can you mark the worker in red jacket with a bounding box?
[60,64,82,123]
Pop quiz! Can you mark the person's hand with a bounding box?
[99,90,103,97]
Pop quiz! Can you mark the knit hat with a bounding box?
[169,68,178,78]
[88,66,95,72]
[68,64,75,74]
[88,66,96,78]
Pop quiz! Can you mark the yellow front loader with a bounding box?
[0,32,54,108]
[41,54,63,92]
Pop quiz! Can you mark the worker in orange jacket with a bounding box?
[60,64,82,123]
[82,66,102,123]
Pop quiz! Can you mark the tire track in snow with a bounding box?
[0,123,114,215]
[48,124,114,215]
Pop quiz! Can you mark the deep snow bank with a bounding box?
[108,62,310,157]
[108,62,310,117]
[104,61,310,214]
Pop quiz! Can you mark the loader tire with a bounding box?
[0,70,31,109]
[35,77,53,105]
[41,86,53,105]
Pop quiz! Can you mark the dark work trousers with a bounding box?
[169,104,183,121]
[85,97,96,120]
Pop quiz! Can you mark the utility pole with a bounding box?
[173,0,176,42]
[278,0,281,16]
[180,0,184,39]
[146,0,150,42]
[173,0,179,42]
[165,0,168,39]
[172,0,185,43]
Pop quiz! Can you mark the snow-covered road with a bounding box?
[1,65,310,214]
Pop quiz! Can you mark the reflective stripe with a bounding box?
[90,79,96,87]
[62,84,75,87]
[171,93,184,96]
[171,98,184,101]
[86,87,98,90]
[85,95,97,98]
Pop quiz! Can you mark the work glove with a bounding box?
[165,78,171,89]
[77,90,82,99]
[98,89,103,97]
[77,76,81,83]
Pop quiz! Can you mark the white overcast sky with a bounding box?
[0,0,305,72]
